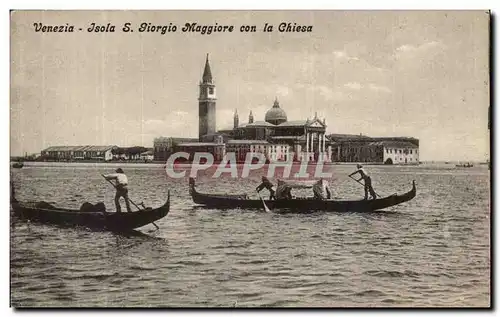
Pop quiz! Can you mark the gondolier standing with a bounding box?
[256,176,276,200]
[349,164,377,200]
[103,168,132,213]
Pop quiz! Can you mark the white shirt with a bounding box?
[358,167,369,178]
[105,173,128,186]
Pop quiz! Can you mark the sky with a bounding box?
[10,10,490,161]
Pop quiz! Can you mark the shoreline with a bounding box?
[12,160,425,167]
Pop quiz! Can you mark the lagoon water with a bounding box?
[10,162,490,307]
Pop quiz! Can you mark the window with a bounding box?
[399,149,402,154]
[208,87,214,95]
[386,149,389,154]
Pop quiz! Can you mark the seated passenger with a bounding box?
[275,179,293,200]
[312,178,332,200]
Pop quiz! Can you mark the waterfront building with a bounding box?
[139,150,154,162]
[39,145,157,162]
[40,145,117,161]
[329,134,419,165]
[153,137,199,161]
[175,136,226,162]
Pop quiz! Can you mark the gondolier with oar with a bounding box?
[256,176,276,200]
[103,168,132,213]
[349,164,377,200]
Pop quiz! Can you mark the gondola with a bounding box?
[10,183,170,232]
[12,162,24,169]
[189,178,416,212]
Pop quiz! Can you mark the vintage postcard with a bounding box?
[10,10,490,308]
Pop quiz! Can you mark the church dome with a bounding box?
[265,98,287,125]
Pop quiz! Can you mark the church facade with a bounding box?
[226,100,332,162]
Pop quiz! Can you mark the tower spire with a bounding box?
[202,53,213,83]
[233,109,239,129]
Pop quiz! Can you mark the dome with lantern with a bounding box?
[264,98,288,125]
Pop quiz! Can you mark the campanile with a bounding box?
[198,54,217,141]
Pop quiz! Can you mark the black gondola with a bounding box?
[189,178,416,212]
[10,183,170,232]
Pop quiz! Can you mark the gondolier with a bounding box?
[313,178,332,200]
[103,168,132,213]
[256,176,276,200]
[349,164,377,200]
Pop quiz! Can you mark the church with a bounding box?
[153,55,419,164]
[196,54,331,162]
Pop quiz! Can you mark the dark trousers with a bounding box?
[115,185,132,212]
[364,177,377,200]
[269,189,276,200]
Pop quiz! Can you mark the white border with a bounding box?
[3,1,496,316]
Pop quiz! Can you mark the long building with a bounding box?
[41,145,117,161]
[329,134,419,164]
[40,145,153,162]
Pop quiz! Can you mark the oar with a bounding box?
[349,175,382,198]
[256,191,271,213]
[101,174,143,211]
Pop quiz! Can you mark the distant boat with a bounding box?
[456,163,473,168]
[12,162,23,169]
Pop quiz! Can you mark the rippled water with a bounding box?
[10,162,490,307]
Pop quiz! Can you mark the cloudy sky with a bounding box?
[10,10,489,161]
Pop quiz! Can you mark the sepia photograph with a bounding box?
[9,10,490,307]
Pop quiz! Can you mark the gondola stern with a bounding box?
[10,181,18,204]
[188,178,198,197]
[189,177,196,188]
[164,190,171,216]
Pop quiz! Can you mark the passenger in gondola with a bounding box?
[256,176,276,200]
[275,179,293,200]
[313,178,332,200]
[349,164,377,200]
[103,168,132,213]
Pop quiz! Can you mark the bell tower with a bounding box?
[233,109,239,129]
[199,54,217,141]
